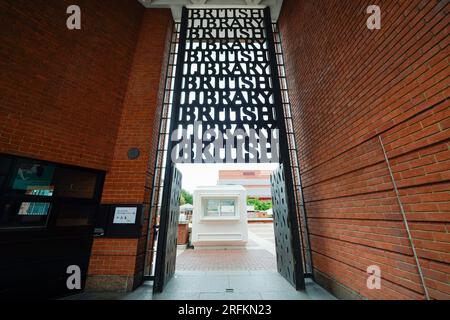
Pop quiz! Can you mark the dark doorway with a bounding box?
[0,154,105,298]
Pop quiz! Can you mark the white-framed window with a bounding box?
[204,199,236,217]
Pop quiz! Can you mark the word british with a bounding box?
[172,8,279,164]
[171,121,279,163]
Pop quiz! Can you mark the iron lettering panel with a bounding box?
[172,8,280,163]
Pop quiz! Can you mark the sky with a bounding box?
[176,163,279,192]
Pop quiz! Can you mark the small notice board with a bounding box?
[113,207,137,224]
[97,204,144,238]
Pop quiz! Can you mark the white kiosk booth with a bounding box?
[191,185,248,248]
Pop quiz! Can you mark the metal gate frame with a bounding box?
[152,6,307,292]
[153,165,182,292]
[151,9,188,293]
[264,7,305,290]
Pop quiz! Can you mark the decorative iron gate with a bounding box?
[271,164,304,289]
[153,166,182,292]
[171,7,281,164]
[152,6,306,291]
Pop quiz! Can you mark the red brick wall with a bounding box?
[177,223,189,245]
[88,9,172,291]
[279,0,449,299]
[0,0,143,169]
[0,0,172,292]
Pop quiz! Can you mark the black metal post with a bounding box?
[153,7,189,293]
[264,7,306,290]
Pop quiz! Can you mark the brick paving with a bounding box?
[66,222,336,300]
[176,223,277,271]
[176,249,277,271]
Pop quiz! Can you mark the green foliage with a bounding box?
[180,189,193,205]
[247,198,272,211]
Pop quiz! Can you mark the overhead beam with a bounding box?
[137,0,283,21]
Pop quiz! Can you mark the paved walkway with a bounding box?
[67,273,335,300]
[152,223,334,300]
[65,223,336,300]
[245,222,276,255]
[151,271,335,300]
[176,223,277,271]
[176,249,277,271]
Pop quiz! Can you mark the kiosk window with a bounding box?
[204,199,236,217]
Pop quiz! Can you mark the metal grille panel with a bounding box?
[272,23,313,275]
[172,8,280,163]
[150,7,307,292]
[153,166,182,292]
[271,164,297,287]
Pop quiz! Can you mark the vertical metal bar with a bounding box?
[153,7,188,293]
[144,20,175,279]
[378,136,430,300]
[264,7,305,290]
[273,23,314,276]
[146,22,180,279]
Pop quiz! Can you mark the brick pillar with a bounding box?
[86,9,172,292]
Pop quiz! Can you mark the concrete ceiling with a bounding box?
[137,0,283,21]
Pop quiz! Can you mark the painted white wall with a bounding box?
[191,185,248,248]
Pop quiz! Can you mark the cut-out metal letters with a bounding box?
[171,8,280,163]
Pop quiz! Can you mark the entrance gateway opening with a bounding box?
[146,7,314,296]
